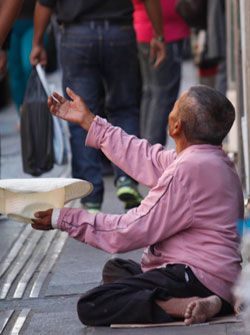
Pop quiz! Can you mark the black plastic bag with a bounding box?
[20,67,54,176]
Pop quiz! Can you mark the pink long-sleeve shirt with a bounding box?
[55,116,244,305]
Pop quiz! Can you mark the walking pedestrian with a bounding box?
[133,0,190,145]
[30,0,165,213]
[7,0,36,115]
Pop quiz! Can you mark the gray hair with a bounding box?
[178,85,235,145]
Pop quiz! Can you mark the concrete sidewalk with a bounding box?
[0,62,246,334]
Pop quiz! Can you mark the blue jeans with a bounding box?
[59,21,140,203]
[138,40,184,145]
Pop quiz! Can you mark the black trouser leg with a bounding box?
[78,268,175,326]
[102,258,142,283]
[78,260,233,326]
[78,262,199,326]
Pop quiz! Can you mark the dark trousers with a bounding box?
[77,258,232,326]
[139,40,184,145]
[59,21,140,204]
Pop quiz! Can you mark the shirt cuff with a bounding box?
[51,209,61,229]
[85,116,109,149]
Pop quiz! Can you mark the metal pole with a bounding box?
[226,0,245,188]
[239,0,250,196]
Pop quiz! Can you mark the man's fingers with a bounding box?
[48,98,60,116]
[48,93,66,113]
[34,209,52,218]
[31,216,53,230]
[49,105,57,115]
[66,87,78,100]
[53,92,66,104]
[34,211,46,219]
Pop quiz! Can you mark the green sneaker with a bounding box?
[116,176,143,210]
[82,202,101,214]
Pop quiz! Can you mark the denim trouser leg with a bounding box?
[102,25,140,182]
[59,22,140,202]
[60,24,104,203]
[139,40,184,145]
[68,123,104,203]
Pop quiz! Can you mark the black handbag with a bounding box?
[20,67,54,176]
[175,0,207,29]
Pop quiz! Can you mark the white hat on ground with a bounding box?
[0,178,93,224]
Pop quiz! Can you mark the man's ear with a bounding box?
[171,118,182,136]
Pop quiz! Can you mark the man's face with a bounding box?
[168,92,187,139]
[168,98,180,138]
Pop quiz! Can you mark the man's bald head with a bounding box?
[177,85,235,145]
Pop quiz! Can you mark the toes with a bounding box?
[185,301,196,317]
[184,301,197,326]
[184,318,192,326]
[184,308,191,319]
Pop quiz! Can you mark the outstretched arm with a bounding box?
[0,0,23,47]
[48,88,176,187]
[32,175,192,256]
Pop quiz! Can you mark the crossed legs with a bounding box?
[77,258,230,326]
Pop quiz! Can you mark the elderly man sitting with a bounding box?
[32,85,243,326]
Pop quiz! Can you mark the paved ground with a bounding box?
[0,62,247,334]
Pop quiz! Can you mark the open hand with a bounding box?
[31,209,53,230]
[48,87,95,131]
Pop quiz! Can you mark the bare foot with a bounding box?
[184,295,222,326]
[156,297,198,319]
